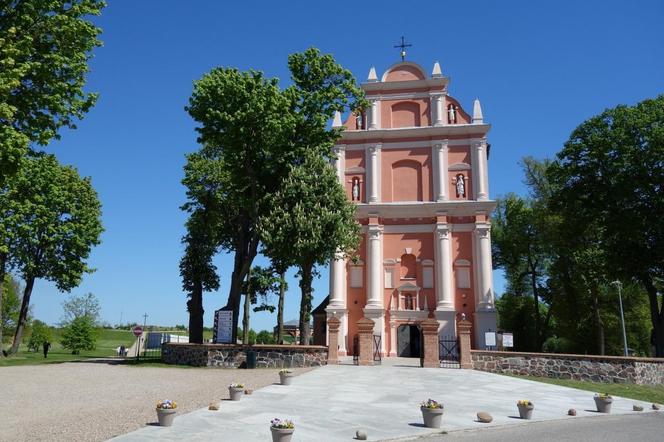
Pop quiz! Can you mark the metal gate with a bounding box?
[439,335,460,368]
[373,334,382,364]
[352,335,359,365]
[351,334,382,364]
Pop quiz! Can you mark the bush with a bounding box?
[61,316,97,354]
[27,320,53,352]
[542,336,573,354]
[256,330,275,344]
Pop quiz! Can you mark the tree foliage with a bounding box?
[26,318,51,352]
[182,48,366,343]
[261,153,360,344]
[1,154,103,354]
[60,292,101,326]
[60,315,96,354]
[548,95,664,356]
[0,0,105,184]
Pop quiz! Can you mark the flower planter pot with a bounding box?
[270,427,294,442]
[156,408,176,427]
[595,397,613,413]
[279,373,294,386]
[517,404,534,420]
[420,406,444,428]
[229,387,244,401]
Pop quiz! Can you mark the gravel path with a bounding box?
[2,359,313,442]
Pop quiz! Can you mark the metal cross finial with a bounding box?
[393,36,412,61]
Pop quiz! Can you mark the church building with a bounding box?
[326,59,497,357]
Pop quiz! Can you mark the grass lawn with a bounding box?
[508,374,664,404]
[0,329,135,367]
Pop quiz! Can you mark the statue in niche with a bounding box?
[352,177,360,201]
[455,174,466,198]
[355,113,363,130]
[448,104,457,124]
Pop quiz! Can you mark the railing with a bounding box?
[439,335,460,368]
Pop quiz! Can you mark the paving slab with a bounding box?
[110,358,653,441]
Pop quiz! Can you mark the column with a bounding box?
[432,141,449,201]
[367,145,380,203]
[366,225,383,309]
[472,139,488,201]
[357,317,375,366]
[328,254,346,308]
[435,223,454,310]
[389,321,397,356]
[368,98,379,130]
[333,145,345,183]
[458,319,474,369]
[475,224,495,309]
[432,94,444,126]
[421,318,440,368]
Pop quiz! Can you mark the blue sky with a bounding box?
[30,1,663,330]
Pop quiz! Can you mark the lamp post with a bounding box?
[611,281,628,356]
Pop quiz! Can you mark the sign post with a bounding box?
[133,326,143,361]
[502,332,514,349]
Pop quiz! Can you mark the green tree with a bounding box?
[255,329,275,344]
[179,205,219,344]
[184,48,366,343]
[240,265,282,344]
[548,95,664,356]
[1,275,21,350]
[60,292,101,326]
[60,315,96,354]
[261,153,360,344]
[26,319,52,352]
[492,193,554,350]
[0,0,105,184]
[2,154,103,355]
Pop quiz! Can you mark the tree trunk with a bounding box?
[0,254,6,357]
[242,269,252,345]
[298,260,314,345]
[225,230,258,344]
[187,280,204,344]
[277,270,285,344]
[590,285,605,355]
[529,264,541,351]
[10,275,34,355]
[642,275,664,357]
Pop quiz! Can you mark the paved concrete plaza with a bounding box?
[111,358,654,441]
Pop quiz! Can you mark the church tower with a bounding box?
[326,59,497,357]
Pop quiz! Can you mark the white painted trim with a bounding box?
[383,224,435,233]
[342,138,470,151]
[345,166,365,174]
[421,259,434,266]
[455,259,471,266]
[449,162,471,171]
[340,124,491,142]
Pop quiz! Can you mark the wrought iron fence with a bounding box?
[439,335,460,368]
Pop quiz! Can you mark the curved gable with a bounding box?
[382,62,426,82]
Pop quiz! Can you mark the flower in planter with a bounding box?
[156,399,177,410]
[420,399,444,409]
[517,400,533,407]
[270,418,295,429]
[595,393,612,400]
[279,369,293,375]
[229,382,245,389]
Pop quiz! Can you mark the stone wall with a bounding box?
[162,343,328,368]
[471,350,664,385]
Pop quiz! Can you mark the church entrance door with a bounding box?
[397,324,421,357]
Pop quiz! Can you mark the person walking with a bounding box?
[42,341,51,358]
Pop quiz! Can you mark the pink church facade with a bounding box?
[326,61,497,357]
